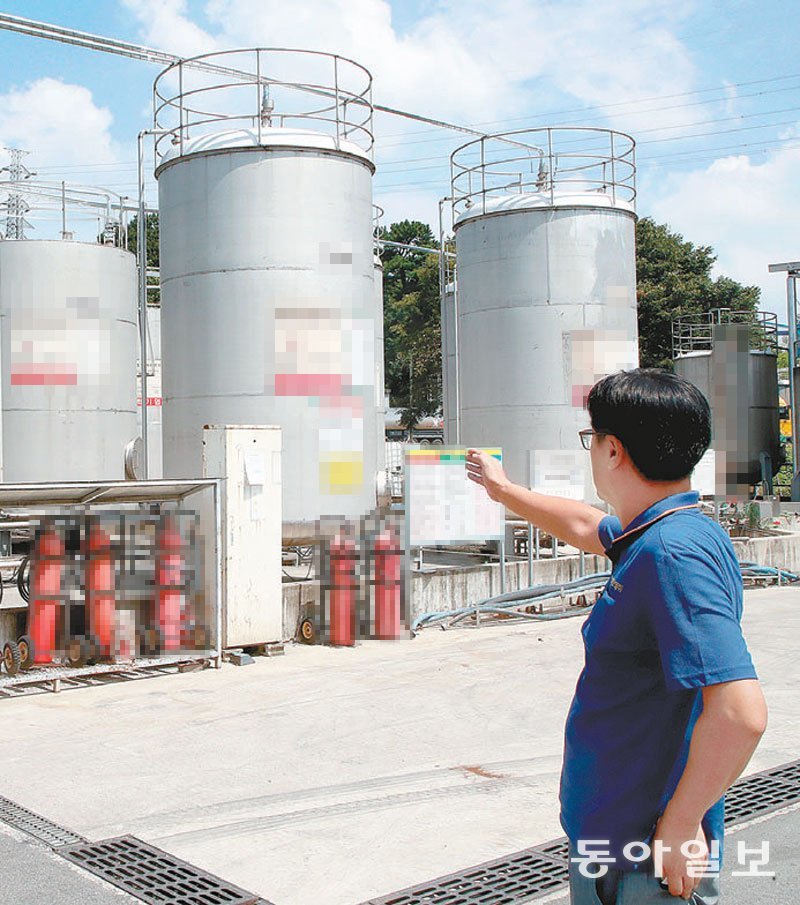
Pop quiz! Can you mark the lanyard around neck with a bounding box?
[605,503,700,566]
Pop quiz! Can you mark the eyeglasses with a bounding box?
[578,428,605,451]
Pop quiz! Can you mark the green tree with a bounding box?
[380,220,442,425]
[636,217,760,368]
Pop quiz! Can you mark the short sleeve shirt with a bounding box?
[559,490,758,870]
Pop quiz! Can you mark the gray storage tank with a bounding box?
[154,49,382,533]
[0,239,138,482]
[672,310,782,492]
[449,128,639,494]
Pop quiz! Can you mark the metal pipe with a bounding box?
[136,126,171,480]
[789,275,799,499]
[256,49,262,146]
[527,522,533,587]
[137,130,148,479]
[379,239,454,257]
[213,478,223,665]
[0,15,512,144]
[453,266,461,445]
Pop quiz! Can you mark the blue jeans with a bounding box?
[568,844,721,904]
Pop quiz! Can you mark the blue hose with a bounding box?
[412,572,610,633]
[739,562,800,582]
[412,561,798,634]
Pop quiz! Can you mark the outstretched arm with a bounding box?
[465,449,607,555]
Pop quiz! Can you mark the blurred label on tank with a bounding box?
[10,302,110,387]
[568,329,638,407]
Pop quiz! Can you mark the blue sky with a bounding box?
[0,1,797,314]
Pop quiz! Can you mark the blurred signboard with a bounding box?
[406,447,505,545]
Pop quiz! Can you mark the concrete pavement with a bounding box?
[0,585,797,904]
[0,823,139,904]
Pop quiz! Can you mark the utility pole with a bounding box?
[768,261,800,500]
[0,148,35,239]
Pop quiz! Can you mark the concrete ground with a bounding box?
[0,823,139,904]
[0,586,797,905]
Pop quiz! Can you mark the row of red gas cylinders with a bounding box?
[327,527,403,647]
[19,516,188,670]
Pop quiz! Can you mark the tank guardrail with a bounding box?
[0,173,130,246]
[153,47,374,163]
[450,127,636,219]
[672,309,778,357]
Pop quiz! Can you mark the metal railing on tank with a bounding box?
[372,203,384,251]
[450,126,636,220]
[153,47,374,164]
[672,309,779,358]
[0,174,131,246]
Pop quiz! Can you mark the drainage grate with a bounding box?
[0,796,86,847]
[364,758,800,905]
[57,835,265,905]
[724,758,800,825]
[764,759,800,787]
[535,838,570,863]
[362,848,568,904]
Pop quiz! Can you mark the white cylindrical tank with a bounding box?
[154,50,381,531]
[0,240,139,482]
[450,128,639,493]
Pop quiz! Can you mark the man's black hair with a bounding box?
[587,368,711,482]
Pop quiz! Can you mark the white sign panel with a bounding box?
[529,449,587,500]
[407,447,505,545]
[691,449,716,497]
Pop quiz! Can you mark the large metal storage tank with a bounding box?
[0,239,138,482]
[673,311,782,491]
[154,49,382,533]
[449,128,639,493]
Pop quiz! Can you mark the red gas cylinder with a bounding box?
[30,526,64,664]
[86,523,115,659]
[329,534,357,647]
[373,528,402,639]
[156,516,185,652]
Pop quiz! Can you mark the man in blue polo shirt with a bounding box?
[466,368,767,904]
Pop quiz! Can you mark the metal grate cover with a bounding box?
[724,758,800,825]
[0,796,86,847]
[364,758,800,905]
[535,839,570,862]
[362,848,568,904]
[57,835,265,905]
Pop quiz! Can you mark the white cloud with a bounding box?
[121,0,219,56]
[648,137,800,317]
[118,0,705,228]
[122,0,701,132]
[0,78,131,240]
[0,78,120,168]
